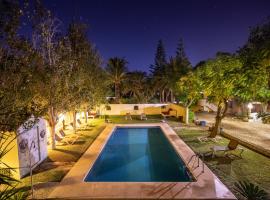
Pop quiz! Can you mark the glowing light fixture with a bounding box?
[247,103,253,109]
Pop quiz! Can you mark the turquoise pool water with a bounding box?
[84,127,192,182]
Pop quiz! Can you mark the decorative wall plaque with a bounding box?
[19,139,28,153]
[40,130,46,139]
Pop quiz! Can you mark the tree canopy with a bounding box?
[196,53,243,137]
[238,18,270,106]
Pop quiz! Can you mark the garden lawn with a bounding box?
[167,121,270,199]
[106,114,163,123]
[18,118,106,198]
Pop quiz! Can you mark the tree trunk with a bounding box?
[115,83,120,103]
[210,99,228,138]
[50,123,56,150]
[210,114,222,138]
[85,110,88,123]
[62,119,65,130]
[184,99,194,124]
[48,106,57,150]
[170,90,174,103]
[185,107,189,124]
[162,90,165,103]
[73,110,77,133]
[166,90,170,103]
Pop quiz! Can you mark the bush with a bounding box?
[257,112,270,124]
[234,181,268,200]
[189,110,195,122]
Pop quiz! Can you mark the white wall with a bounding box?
[99,104,168,115]
[17,118,48,178]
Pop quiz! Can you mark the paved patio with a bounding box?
[196,112,270,157]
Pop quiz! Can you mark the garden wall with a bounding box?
[98,104,186,122]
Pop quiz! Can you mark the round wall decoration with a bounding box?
[19,139,28,153]
[40,130,46,139]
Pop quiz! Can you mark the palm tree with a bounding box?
[123,71,148,103]
[105,57,128,103]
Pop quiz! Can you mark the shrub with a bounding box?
[189,110,195,122]
[234,181,268,200]
[257,112,270,124]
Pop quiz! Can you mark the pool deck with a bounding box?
[48,123,236,200]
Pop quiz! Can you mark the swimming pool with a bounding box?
[85,127,192,182]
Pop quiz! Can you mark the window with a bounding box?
[134,105,139,110]
[106,105,111,110]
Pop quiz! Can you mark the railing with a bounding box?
[186,153,205,174]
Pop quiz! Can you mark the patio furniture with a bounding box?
[59,129,80,141]
[161,109,170,119]
[161,108,177,119]
[105,118,112,123]
[125,113,132,120]
[210,145,244,158]
[88,111,97,119]
[140,113,147,120]
[104,115,112,123]
[55,132,76,145]
[198,135,222,143]
[77,119,92,127]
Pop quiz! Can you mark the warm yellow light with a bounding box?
[58,113,65,122]
[247,103,253,109]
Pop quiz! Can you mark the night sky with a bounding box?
[43,0,270,72]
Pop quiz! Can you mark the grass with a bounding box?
[105,114,163,124]
[18,118,106,198]
[166,121,270,198]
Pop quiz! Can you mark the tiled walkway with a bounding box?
[196,112,270,157]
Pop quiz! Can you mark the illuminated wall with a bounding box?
[3,117,48,179]
[98,104,186,121]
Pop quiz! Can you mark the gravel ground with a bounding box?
[196,112,270,157]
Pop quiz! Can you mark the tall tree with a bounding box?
[0,1,38,199]
[123,71,148,103]
[31,1,72,149]
[239,18,270,110]
[105,57,128,103]
[0,0,43,132]
[160,39,192,103]
[175,38,192,75]
[150,39,167,76]
[198,53,243,138]
[177,71,203,123]
[66,21,106,126]
[150,40,167,102]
